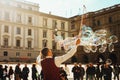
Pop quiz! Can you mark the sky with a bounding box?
[25,0,120,18]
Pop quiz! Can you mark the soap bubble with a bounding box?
[54,25,118,53]
[106,59,112,65]
[107,38,113,44]
[110,35,118,43]
[91,46,97,53]
[108,43,114,52]
[99,47,106,53]
[54,36,63,42]
[101,44,107,49]
[95,29,107,36]
[83,46,91,53]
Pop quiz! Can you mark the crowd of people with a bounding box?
[0,63,41,80]
[0,62,120,80]
[0,63,120,80]
[71,63,120,80]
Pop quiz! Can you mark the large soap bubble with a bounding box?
[54,25,118,53]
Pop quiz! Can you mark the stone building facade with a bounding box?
[0,0,119,64]
[69,4,120,64]
[0,0,69,62]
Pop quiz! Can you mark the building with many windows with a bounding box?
[69,4,120,64]
[0,0,119,64]
[0,0,69,62]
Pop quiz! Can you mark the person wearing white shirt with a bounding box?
[36,39,80,80]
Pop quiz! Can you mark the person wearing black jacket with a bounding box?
[103,64,112,80]
[32,64,38,80]
[95,63,101,80]
[59,67,68,80]
[8,66,14,80]
[40,70,44,80]
[78,63,85,80]
[113,64,120,80]
[14,63,22,80]
[87,63,96,80]
[72,63,79,80]
[3,65,8,80]
[22,64,29,80]
[0,64,3,80]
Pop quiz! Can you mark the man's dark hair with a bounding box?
[41,47,49,57]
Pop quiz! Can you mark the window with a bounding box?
[4,12,9,20]
[97,20,101,26]
[43,30,47,38]
[52,20,57,29]
[28,29,32,36]
[71,34,75,37]
[52,41,56,49]
[16,39,20,47]
[3,38,8,47]
[28,41,32,48]
[28,16,32,24]
[71,24,75,30]
[16,27,21,34]
[61,22,65,30]
[4,25,9,33]
[43,18,47,26]
[17,14,21,22]
[61,33,65,39]
[27,53,31,57]
[108,17,113,23]
[16,52,20,57]
[42,39,47,47]
[3,51,8,56]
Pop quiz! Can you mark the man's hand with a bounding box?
[76,39,80,45]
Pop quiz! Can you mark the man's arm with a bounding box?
[55,46,77,67]
[36,52,42,65]
[55,39,80,67]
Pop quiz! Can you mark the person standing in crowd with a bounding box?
[95,63,101,80]
[113,64,120,80]
[103,63,112,80]
[78,63,85,80]
[40,70,44,80]
[60,67,68,80]
[99,64,104,80]
[36,39,80,80]
[8,66,14,80]
[85,64,89,80]
[87,63,96,80]
[22,64,30,80]
[0,64,3,80]
[3,65,8,80]
[14,63,22,80]
[32,64,38,80]
[72,63,80,80]
[64,64,70,76]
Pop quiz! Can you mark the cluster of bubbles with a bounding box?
[54,25,118,53]
[81,25,118,53]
